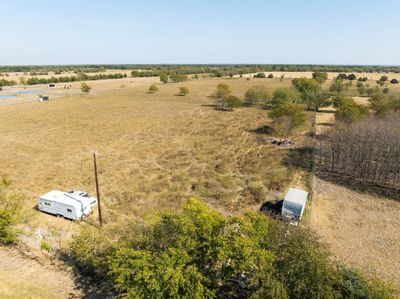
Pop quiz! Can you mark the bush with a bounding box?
[379,75,388,82]
[80,82,91,93]
[254,72,266,78]
[267,73,274,78]
[159,72,169,84]
[0,178,22,245]
[170,73,188,82]
[269,102,306,139]
[312,72,328,84]
[271,87,301,107]
[348,73,357,80]
[178,86,189,96]
[224,95,242,110]
[390,78,398,84]
[244,85,270,106]
[358,76,368,82]
[148,84,159,93]
[40,240,52,252]
[0,209,16,245]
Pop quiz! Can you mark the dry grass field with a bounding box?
[1,77,312,236]
[0,248,80,299]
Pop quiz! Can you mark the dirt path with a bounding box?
[0,247,81,299]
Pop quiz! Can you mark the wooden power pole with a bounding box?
[93,151,103,227]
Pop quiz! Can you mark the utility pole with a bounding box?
[93,151,103,227]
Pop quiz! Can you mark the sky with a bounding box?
[1,0,399,65]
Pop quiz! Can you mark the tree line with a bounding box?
[25,73,127,85]
[1,64,399,75]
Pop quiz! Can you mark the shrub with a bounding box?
[348,73,357,80]
[254,72,266,78]
[170,73,188,82]
[178,86,189,96]
[159,72,169,84]
[379,75,388,82]
[268,102,306,130]
[0,178,22,245]
[358,76,368,82]
[267,73,274,78]
[211,83,231,108]
[0,209,16,245]
[312,72,328,84]
[390,78,398,84]
[80,82,91,93]
[148,84,159,93]
[335,99,369,123]
[40,240,52,252]
[244,85,270,106]
[224,95,242,110]
[271,87,301,107]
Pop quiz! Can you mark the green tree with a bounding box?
[268,102,306,131]
[329,79,346,94]
[224,95,242,110]
[245,85,270,106]
[0,178,22,245]
[335,99,369,123]
[312,72,328,84]
[254,72,266,78]
[292,78,328,111]
[212,83,231,109]
[271,87,301,108]
[379,75,388,82]
[348,73,357,80]
[178,86,189,96]
[170,73,188,82]
[159,72,169,84]
[80,82,91,93]
[148,84,159,93]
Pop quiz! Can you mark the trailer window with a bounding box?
[67,208,72,213]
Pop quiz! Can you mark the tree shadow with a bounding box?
[59,252,115,299]
[281,146,314,172]
[315,164,400,200]
[249,125,273,135]
[259,199,283,216]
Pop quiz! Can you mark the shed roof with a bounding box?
[284,188,308,206]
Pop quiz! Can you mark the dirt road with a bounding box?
[0,248,81,299]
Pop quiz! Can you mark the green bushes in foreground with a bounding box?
[0,178,22,245]
[69,198,395,299]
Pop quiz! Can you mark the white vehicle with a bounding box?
[38,190,97,220]
[281,188,308,226]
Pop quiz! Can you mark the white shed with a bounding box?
[38,190,96,220]
[281,188,308,225]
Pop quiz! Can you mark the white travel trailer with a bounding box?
[38,190,97,220]
[281,188,308,226]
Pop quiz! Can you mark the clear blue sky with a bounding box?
[1,0,399,65]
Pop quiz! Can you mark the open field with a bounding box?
[0,77,314,235]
